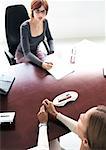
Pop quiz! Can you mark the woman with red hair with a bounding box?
[15,0,54,70]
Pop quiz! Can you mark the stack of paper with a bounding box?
[0,112,15,124]
[45,53,74,79]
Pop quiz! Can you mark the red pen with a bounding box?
[58,94,71,102]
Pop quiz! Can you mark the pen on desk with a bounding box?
[58,94,72,102]
[0,115,10,117]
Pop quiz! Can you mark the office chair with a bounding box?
[5,4,29,65]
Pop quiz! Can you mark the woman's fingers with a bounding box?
[42,99,49,107]
[39,105,45,112]
[42,62,53,70]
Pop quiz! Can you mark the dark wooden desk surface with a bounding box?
[0,63,106,150]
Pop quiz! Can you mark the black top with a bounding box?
[16,19,54,67]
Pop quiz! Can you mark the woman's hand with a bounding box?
[37,105,48,123]
[42,62,53,70]
[42,99,58,117]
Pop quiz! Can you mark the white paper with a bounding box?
[0,112,15,124]
[45,54,74,79]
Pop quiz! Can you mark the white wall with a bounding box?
[47,0,105,40]
[0,0,105,44]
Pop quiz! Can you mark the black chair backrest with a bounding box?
[5,5,29,56]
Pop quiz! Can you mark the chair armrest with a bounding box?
[43,40,50,55]
[4,51,16,65]
[4,50,14,59]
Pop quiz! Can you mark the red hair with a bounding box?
[31,0,48,14]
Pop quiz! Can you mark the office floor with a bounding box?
[55,37,106,54]
[55,37,106,52]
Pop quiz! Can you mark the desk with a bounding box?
[1,62,106,150]
[1,40,106,149]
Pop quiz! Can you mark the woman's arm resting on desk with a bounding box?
[20,24,43,67]
[28,113,49,150]
[43,99,77,133]
[56,113,77,133]
[37,123,49,150]
[37,105,49,150]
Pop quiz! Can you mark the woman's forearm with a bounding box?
[37,123,49,150]
[26,52,42,67]
[56,113,78,133]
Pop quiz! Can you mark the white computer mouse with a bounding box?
[53,91,78,107]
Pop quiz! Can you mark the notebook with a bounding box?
[44,53,74,79]
[0,74,15,95]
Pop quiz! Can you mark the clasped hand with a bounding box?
[42,62,53,70]
[37,99,58,123]
[37,105,48,123]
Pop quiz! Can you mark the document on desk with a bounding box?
[0,112,15,124]
[45,53,74,79]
